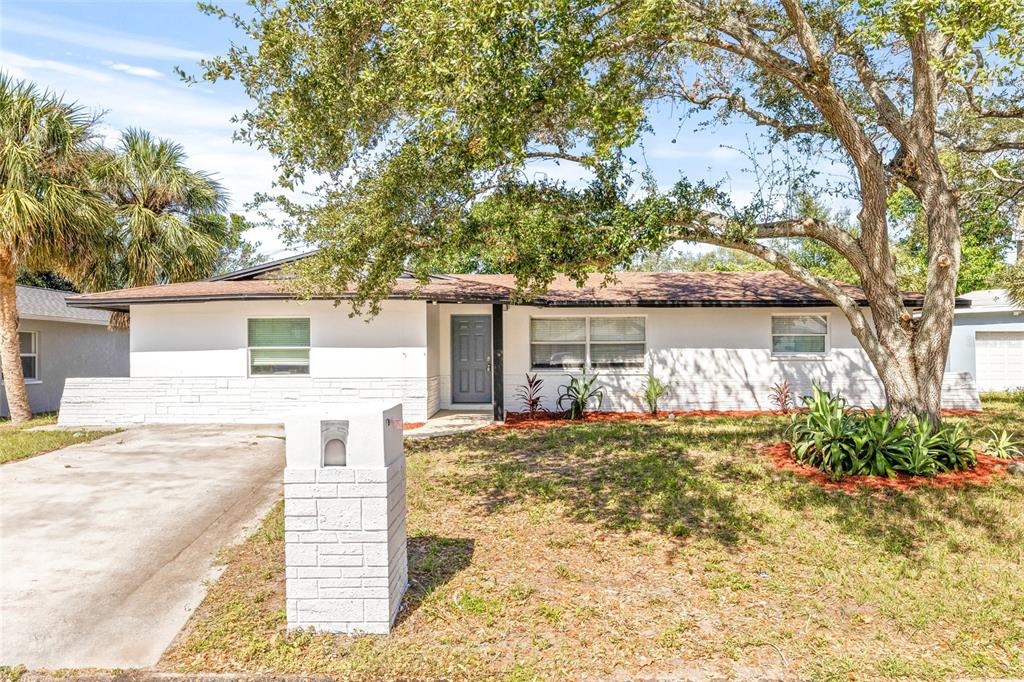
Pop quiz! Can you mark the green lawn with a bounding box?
[0,414,114,465]
[163,397,1023,681]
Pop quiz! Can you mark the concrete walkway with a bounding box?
[0,424,284,670]
[405,410,493,439]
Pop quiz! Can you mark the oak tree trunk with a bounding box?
[0,251,32,423]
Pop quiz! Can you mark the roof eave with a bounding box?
[67,293,902,309]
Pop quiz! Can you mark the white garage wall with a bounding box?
[946,311,1024,382]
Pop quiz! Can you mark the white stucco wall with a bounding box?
[495,306,878,412]
[435,304,978,412]
[59,298,981,426]
[130,300,428,378]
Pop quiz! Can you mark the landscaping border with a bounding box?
[763,442,1010,492]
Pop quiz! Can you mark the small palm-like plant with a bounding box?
[514,373,545,419]
[926,421,976,472]
[642,371,666,415]
[557,369,604,419]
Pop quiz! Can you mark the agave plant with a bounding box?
[557,369,604,420]
[786,386,858,479]
[926,421,976,472]
[981,429,1023,460]
[785,386,982,480]
[891,419,940,477]
[849,408,912,477]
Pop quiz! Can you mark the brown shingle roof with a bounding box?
[66,270,941,311]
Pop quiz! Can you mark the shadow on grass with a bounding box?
[396,534,475,624]
[429,413,1023,556]
[436,416,789,546]
[778,477,1023,558]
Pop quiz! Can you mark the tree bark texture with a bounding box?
[0,250,32,423]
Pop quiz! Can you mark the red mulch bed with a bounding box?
[491,409,787,430]
[763,442,1009,492]
[403,422,426,431]
[492,408,983,431]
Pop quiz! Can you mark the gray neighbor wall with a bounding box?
[1,319,129,417]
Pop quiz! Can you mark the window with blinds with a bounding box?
[248,318,310,375]
[530,318,586,369]
[771,315,828,355]
[530,317,645,370]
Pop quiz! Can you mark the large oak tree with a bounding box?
[197,0,1024,421]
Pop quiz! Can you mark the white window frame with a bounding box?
[3,331,41,383]
[246,316,311,377]
[529,314,647,371]
[770,312,830,358]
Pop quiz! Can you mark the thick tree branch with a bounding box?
[833,29,911,144]
[664,85,829,138]
[666,213,869,278]
[676,231,886,362]
[908,24,939,148]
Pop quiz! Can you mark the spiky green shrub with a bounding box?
[786,386,980,480]
[557,369,604,420]
[642,372,666,415]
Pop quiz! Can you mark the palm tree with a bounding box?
[0,74,111,422]
[89,129,228,308]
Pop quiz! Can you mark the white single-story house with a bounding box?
[58,256,981,426]
[1,285,129,418]
[945,289,1023,392]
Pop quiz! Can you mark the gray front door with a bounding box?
[451,315,492,403]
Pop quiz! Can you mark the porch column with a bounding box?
[492,303,505,421]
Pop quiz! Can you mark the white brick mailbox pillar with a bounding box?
[284,403,408,634]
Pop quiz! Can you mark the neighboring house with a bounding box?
[1,286,129,418]
[59,257,980,426]
[945,289,1024,392]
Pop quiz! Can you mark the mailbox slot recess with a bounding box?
[320,420,350,467]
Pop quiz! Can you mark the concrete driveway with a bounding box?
[0,424,284,669]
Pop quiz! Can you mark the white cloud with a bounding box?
[105,62,164,79]
[3,47,292,254]
[0,51,113,84]
[2,13,207,62]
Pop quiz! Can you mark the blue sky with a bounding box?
[1,1,821,258]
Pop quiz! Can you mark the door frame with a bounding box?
[450,314,493,404]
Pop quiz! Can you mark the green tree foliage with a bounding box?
[15,270,78,292]
[0,74,111,421]
[194,0,1024,419]
[87,128,229,289]
[211,213,268,275]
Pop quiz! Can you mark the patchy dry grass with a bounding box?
[161,398,1024,681]
[0,414,113,465]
